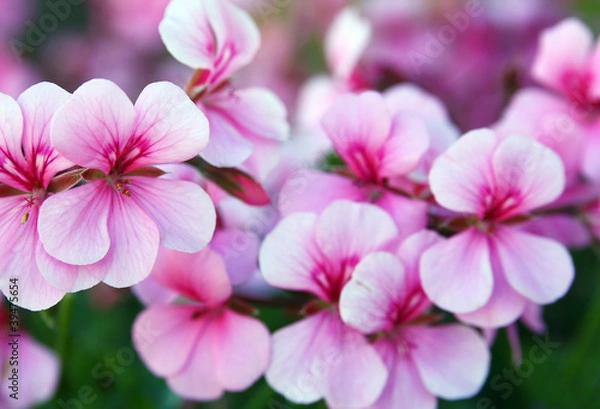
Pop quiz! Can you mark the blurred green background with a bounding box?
[10,0,600,408]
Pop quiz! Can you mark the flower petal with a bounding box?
[259,212,326,299]
[85,192,160,288]
[491,135,565,217]
[129,82,209,171]
[370,339,436,409]
[199,106,255,167]
[339,252,406,333]
[493,227,574,304]
[429,129,498,214]
[315,200,398,265]
[151,247,232,305]
[322,92,392,180]
[206,88,289,142]
[159,0,259,80]
[211,310,271,391]
[407,324,490,399]
[532,18,593,94]
[210,228,260,285]
[51,79,136,173]
[0,201,65,311]
[129,177,216,253]
[457,248,527,328]
[132,304,205,377]
[38,181,111,265]
[379,112,430,178]
[325,7,371,80]
[420,228,493,313]
[17,82,73,189]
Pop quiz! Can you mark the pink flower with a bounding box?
[280,90,432,241]
[133,247,271,401]
[532,18,600,109]
[37,79,216,292]
[339,231,490,408]
[0,83,74,310]
[296,7,372,130]
[421,129,575,328]
[259,200,398,407]
[160,0,290,167]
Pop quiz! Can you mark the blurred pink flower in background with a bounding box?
[133,247,271,400]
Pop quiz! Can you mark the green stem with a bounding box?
[55,294,74,365]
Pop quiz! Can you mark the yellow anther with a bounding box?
[21,213,29,224]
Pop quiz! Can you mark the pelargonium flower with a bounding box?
[38,79,216,292]
[340,231,490,409]
[133,247,271,400]
[0,82,73,310]
[259,200,399,408]
[160,0,290,167]
[532,17,600,110]
[296,6,372,130]
[421,129,575,328]
[280,90,432,241]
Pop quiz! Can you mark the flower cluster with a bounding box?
[2,0,598,408]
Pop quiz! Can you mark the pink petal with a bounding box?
[206,88,289,141]
[0,201,65,311]
[278,170,365,217]
[210,228,260,285]
[132,275,177,306]
[370,339,436,409]
[159,0,259,81]
[493,227,574,304]
[493,88,585,183]
[457,249,527,328]
[199,106,255,167]
[324,321,388,408]
[38,181,111,265]
[491,135,565,217]
[406,324,490,399]
[532,18,593,94]
[339,252,406,333]
[151,247,232,305]
[429,129,498,214]
[51,79,136,174]
[315,200,398,265]
[322,92,392,179]
[325,7,371,80]
[259,213,327,299]
[379,112,430,178]
[377,192,429,242]
[211,309,271,391]
[132,304,205,377]
[521,215,591,249]
[0,92,23,160]
[17,82,73,189]
[87,192,160,288]
[582,129,600,182]
[166,320,224,401]
[36,247,101,294]
[130,81,209,171]
[265,311,387,407]
[397,230,444,291]
[420,228,493,313]
[129,177,216,253]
